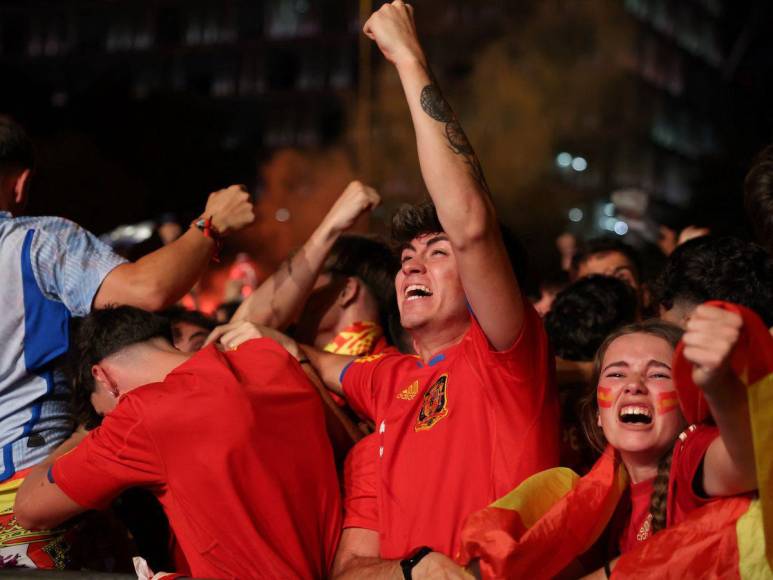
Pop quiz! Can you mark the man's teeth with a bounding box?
[405,284,432,301]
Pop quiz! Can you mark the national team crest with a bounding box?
[415,374,449,431]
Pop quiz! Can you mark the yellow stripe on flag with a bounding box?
[0,477,23,515]
[747,372,773,568]
[736,499,773,579]
[491,468,579,528]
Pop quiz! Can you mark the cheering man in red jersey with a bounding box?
[305,2,560,578]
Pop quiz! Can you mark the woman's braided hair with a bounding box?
[649,446,675,533]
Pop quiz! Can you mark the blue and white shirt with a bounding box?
[0,211,126,480]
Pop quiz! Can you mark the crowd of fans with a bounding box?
[1,2,772,579]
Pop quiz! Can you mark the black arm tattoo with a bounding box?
[419,84,490,194]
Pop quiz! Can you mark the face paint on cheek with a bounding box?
[597,386,613,409]
[656,390,680,415]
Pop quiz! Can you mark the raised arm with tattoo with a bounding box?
[230,181,380,328]
[363,0,523,351]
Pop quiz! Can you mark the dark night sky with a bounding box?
[1,0,772,240]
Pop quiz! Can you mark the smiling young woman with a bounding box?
[582,321,687,554]
[580,315,758,563]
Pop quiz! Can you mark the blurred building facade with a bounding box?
[0,0,361,149]
[0,0,767,253]
[551,0,730,242]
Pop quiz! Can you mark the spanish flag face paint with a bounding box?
[597,386,613,408]
[656,390,680,415]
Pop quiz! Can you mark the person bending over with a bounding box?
[0,116,254,568]
[14,306,341,579]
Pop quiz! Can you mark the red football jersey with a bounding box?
[342,434,379,531]
[618,424,720,554]
[53,339,341,579]
[341,305,559,559]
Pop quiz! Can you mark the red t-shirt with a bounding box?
[341,305,559,559]
[53,339,341,579]
[618,424,719,554]
[342,434,379,531]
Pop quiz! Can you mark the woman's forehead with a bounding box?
[604,332,673,362]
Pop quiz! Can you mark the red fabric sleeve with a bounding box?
[52,394,163,510]
[670,425,720,523]
[340,354,389,422]
[342,435,379,531]
[469,302,547,375]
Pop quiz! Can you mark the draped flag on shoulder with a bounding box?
[457,449,627,579]
[457,301,773,579]
[672,301,773,572]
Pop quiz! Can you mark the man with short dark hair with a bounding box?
[544,275,638,473]
[570,237,642,290]
[656,235,773,328]
[161,306,217,353]
[304,4,559,577]
[744,143,773,254]
[0,115,254,567]
[545,275,639,363]
[15,306,341,578]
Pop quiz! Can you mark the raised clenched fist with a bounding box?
[203,184,255,235]
[321,180,381,236]
[682,304,743,393]
[363,1,426,68]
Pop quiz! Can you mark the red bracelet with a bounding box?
[192,216,223,262]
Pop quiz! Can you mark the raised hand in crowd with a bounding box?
[363,0,425,68]
[682,304,756,496]
[95,183,255,311]
[321,180,381,236]
[230,180,380,328]
[201,184,256,235]
[364,1,525,354]
[683,304,743,392]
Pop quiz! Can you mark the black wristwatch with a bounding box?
[400,546,433,580]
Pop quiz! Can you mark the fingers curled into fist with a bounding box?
[682,304,743,392]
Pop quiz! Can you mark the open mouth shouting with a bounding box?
[405,284,433,302]
[618,403,653,427]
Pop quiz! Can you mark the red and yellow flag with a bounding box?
[673,301,773,570]
[612,496,767,579]
[457,448,627,579]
